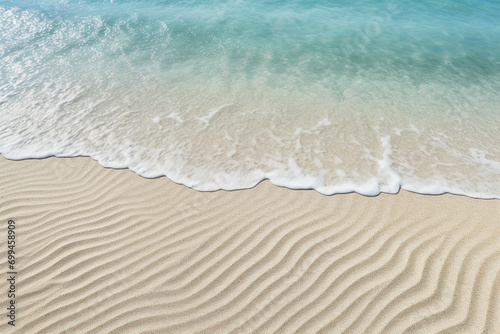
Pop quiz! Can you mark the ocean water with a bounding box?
[1,0,499,198]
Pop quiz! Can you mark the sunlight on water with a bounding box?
[1,0,500,197]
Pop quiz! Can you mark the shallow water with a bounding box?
[1,0,500,197]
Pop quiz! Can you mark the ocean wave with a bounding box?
[1,0,500,198]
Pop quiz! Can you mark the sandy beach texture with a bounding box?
[1,155,499,334]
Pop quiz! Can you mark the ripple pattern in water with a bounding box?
[1,0,500,197]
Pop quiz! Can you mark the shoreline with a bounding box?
[1,155,499,333]
[2,154,500,200]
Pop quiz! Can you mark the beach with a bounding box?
[2,1,500,332]
[1,155,499,333]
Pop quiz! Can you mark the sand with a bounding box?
[0,155,499,334]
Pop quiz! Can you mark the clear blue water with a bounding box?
[1,0,500,197]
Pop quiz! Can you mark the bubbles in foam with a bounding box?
[1,0,500,198]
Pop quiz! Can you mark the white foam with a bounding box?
[377,136,402,194]
[197,103,232,128]
[167,113,183,123]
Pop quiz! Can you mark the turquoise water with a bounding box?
[1,0,500,197]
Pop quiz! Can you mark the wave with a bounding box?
[1,0,500,198]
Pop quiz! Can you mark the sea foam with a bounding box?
[1,0,500,198]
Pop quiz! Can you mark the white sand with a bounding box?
[1,156,499,333]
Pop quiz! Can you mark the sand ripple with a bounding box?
[1,156,499,333]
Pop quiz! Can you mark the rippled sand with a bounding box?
[0,156,499,333]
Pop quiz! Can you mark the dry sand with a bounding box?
[0,155,499,334]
